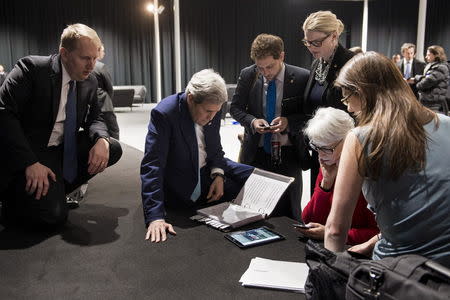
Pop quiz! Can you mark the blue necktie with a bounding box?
[63,80,78,183]
[264,80,276,153]
[190,166,201,202]
[404,61,411,79]
[190,124,201,202]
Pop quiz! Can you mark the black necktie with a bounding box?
[63,80,78,183]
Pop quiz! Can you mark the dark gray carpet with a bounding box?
[0,144,306,300]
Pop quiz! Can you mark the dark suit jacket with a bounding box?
[93,61,114,112]
[303,44,354,117]
[140,93,226,225]
[398,58,426,79]
[230,63,310,168]
[0,54,109,173]
[398,58,426,97]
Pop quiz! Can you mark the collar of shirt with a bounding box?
[61,62,73,88]
[403,58,412,65]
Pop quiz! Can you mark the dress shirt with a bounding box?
[48,64,73,146]
[194,123,223,175]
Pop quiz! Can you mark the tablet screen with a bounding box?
[225,227,283,248]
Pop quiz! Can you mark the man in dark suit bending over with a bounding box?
[0,23,122,227]
[141,69,254,243]
[230,34,310,221]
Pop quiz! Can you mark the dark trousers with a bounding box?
[195,158,254,206]
[0,131,122,226]
[249,146,302,221]
[103,111,120,140]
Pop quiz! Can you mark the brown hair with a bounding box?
[335,51,437,180]
[250,34,284,61]
[427,45,447,62]
[400,43,416,55]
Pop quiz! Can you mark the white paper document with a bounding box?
[239,257,309,293]
[196,168,294,229]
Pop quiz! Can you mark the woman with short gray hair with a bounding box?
[296,107,378,245]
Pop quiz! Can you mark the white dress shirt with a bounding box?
[48,64,74,146]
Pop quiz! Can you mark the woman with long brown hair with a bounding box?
[324,52,450,267]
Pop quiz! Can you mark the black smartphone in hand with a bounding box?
[293,222,311,229]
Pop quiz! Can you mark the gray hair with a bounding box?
[185,69,227,105]
[304,107,354,146]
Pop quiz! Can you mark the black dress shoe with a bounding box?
[66,189,83,209]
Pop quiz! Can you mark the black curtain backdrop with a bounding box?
[0,0,157,101]
[0,0,447,102]
[179,0,363,88]
[367,0,420,58]
[425,0,450,57]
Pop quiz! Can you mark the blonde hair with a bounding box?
[302,11,344,36]
[59,23,102,52]
[335,51,437,180]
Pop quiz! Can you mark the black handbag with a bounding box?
[346,255,450,300]
[304,240,369,300]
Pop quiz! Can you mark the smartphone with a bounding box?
[262,125,272,131]
[293,222,312,229]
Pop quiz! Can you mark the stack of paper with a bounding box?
[239,257,309,293]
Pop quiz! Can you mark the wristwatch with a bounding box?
[211,172,226,182]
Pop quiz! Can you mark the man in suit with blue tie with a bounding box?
[141,69,254,243]
[230,34,310,221]
[0,24,122,227]
[398,43,426,99]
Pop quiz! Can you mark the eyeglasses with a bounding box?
[309,141,340,154]
[340,91,355,106]
[302,33,332,48]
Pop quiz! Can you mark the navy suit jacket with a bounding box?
[230,63,310,167]
[0,55,108,173]
[140,93,226,225]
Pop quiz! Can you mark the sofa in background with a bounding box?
[112,88,135,110]
[113,85,147,105]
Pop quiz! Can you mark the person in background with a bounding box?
[0,64,8,86]
[398,43,426,99]
[141,69,254,243]
[391,53,401,65]
[411,45,449,114]
[0,24,122,227]
[301,10,355,195]
[94,45,120,139]
[296,107,378,245]
[230,33,310,221]
[325,52,450,268]
[349,46,363,54]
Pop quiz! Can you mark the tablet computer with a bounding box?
[224,226,284,248]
